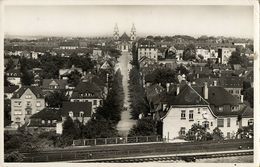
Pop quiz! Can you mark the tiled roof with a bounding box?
[138,39,156,48]
[4,86,19,93]
[61,102,92,117]
[42,79,68,89]
[6,69,22,77]
[193,86,241,106]
[71,81,103,99]
[12,86,44,98]
[30,108,62,120]
[218,77,243,88]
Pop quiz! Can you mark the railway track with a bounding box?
[22,139,253,162]
[76,150,253,163]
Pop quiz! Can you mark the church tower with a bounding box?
[130,23,136,41]
[113,23,119,40]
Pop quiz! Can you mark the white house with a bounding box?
[161,83,253,142]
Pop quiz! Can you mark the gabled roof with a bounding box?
[193,86,241,106]
[4,86,19,94]
[30,108,62,120]
[61,102,92,117]
[42,79,68,89]
[138,39,156,48]
[12,86,44,98]
[120,32,130,41]
[168,85,209,106]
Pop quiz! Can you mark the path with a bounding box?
[116,51,136,136]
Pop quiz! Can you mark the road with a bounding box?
[116,51,136,136]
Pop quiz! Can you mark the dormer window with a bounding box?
[69,111,73,117]
[25,95,32,99]
[80,111,84,117]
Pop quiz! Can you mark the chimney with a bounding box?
[166,83,170,92]
[176,84,180,95]
[203,82,208,99]
[200,67,202,71]
[213,80,217,86]
[240,95,244,103]
[197,73,199,79]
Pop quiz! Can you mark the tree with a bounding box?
[185,124,212,141]
[244,88,253,108]
[236,125,253,139]
[176,64,190,76]
[61,116,81,146]
[128,117,157,137]
[212,127,224,141]
[4,99,12,127]
[182,44,196,61]
[21,69,34,86]
[5,151,25,162]
[45,91,68,108]
[67,70,82,87]
[82,118,118,139]
[228,50,249,67]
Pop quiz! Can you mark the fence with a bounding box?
[73,135,162,146]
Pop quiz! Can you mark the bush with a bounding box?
[128,117,157,137]
[185,124,212,141]
[212,127,224,141]
[5,151,25,162]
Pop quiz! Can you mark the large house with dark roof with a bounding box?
[42,79,68,92]
[10,86,45,128]
[137,39,158,61]
[161,82,253,142]
[70,81,104,112]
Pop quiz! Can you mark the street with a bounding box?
[116,51,136,136]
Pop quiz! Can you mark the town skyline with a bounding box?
[5,5,254,38]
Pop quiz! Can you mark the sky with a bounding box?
[4,5,254,38]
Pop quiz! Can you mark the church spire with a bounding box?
[130,23,136,41]
[113,23,119,40]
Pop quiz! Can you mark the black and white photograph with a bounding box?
[1,0,259,166]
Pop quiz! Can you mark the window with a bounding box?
[16,117,21,122]
[14,110,22,115]
[198,108,201,114]
[80,111,84,117]
[180,127,186,136]
[93,100,97,105]
[42,120,45,124]
[181,110,186,120]
[227,118,231,127]
[189,110,194,120]
[217,119,224,127]
[197,121,200,125]
[227,132,231,139]
[202,121,209,128]
[248,119,254,126]
[229,90,233,94]
[14,101,22,107]
[211,122,213,126]
[69,111,73,117]
[25,95,32,99]
[236,90,240,94]
[27,101,32,107]
[36,101,41,107]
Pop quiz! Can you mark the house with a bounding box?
[218,77,244,99]
[100,61,112,70]
[31,68,43,86]
[28,108,62,133]
[4,86,19,99]
[92,48,102,60]
[61,101,93,125]
[5,69,22,86]
[218,48,236,64]
[139,56,157,68]
[10,86,45,128]
[191,66,212,78]
[138,39,158,61]
[59,41,79,50]
[42,79,68,92]
[161,82,252,142]
[196,48,211,60]
[70,81,104,112]
[59,65,83,80]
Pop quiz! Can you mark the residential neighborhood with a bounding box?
[3,4,256,164]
